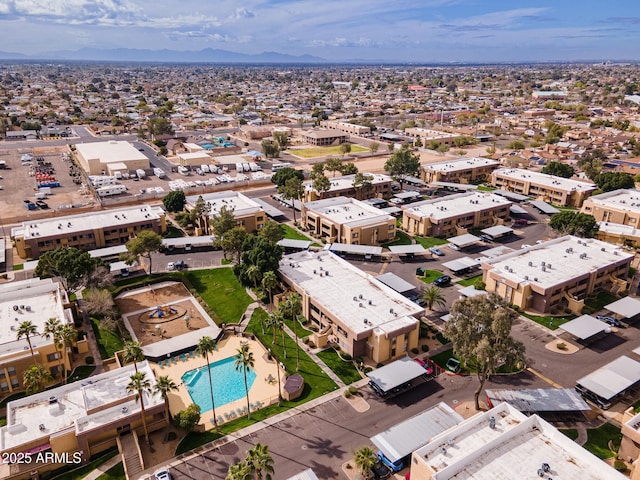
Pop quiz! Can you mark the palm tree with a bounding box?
[127,371,152,445]
[42,318,64,381]
[23,364,53,395]
[225,461,251,480]
[60,324,77,380]
[283,293,302,371]
[261,271,278,307]
[420,286,447,311]
[246,443,274,480]
[196,336,219,429]
[234,344,255,419]
[266,312,286,358]
[154,375,179,426]
[17,320,39,363]
[354,446,377,480]
[246,264,262,290]
[122,340,144,373]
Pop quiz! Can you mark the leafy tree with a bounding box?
[340,143,352,158]
[220,226,247,263]
[123,230,163,275]
[211,205,237,242]
[147,116,173,137]
[384,147,420,189]
[549,211,598,238]
[354,446,377,480]
[261,271,279,306]
[594,172,635,192]
[507,140,525,150]
[173,403,201,431]
[258,221,285,243]
[246,443,275,480]
[578,149,607,180]
[17,320,39,363]
[420,286,447,311]
[261,139,280,159]
[235,344,255,419]
[445,293,525,410]
[234,236,283,287]
[312,174,331,196]
[436,143,450,155]
[325,157,343,177]
[541,161,575,178]
[127,372,152,444]
[266,311,286,348]
[339,162,358,175]
[544,121,568,144]
[154,375,179,425]
[226,462,251,480]
[82,288,116,317]
[162,190,185,212]
[414,135,423,148]
[35,247,102,292]
[272,131,289,150]
[42,318,64,381]
[278,176,304,223]
[196,336,219,429]
[23,364,53,395]
[271,167,303,188]
[189,195,211,235]
[353,172,374,199]
[122,340,144,373]
[369,141,380,155]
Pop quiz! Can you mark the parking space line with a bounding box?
[527,367,563,388]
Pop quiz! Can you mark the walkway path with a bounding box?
[82,452,122,480]
[575,425,588,446]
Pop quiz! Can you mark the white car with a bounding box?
[520,244,532,249]
[166,262,175,271]
[154,469,172,480]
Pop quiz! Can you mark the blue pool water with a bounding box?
[181,356,256,412]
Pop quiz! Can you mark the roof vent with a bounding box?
[359,303,363,308]
[489,416,496,430]
[353,296,358,301]
[528,261,533,267]
[368,299,373,305]
[48,395,57,404]
[121,406,128,413]
[390,308,394,314]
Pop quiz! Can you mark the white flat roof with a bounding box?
[486,388,590,413]
[447,233,480,247]
[597,221,640,238]
[1,362,162,451]
[485,236,633,290]
[387,244,426,255]
[12,205,164,241]
[366,356,429,393]
[376,272,417,294]
[415,402,625,480]
[585,189,640,214]
[422,157,500,173]
[577,355,640,400]
[605,296,640,318]
[404,192,511,221]
[286,469,320,480]
[76,140,148,165]
[493,168,596,193]
[304,173,391,193]
[560,314,608,339]
[443,256,480,272]
[0,278,70,358]
[186,191,263,217]
[279,251,422,337]
[481,225,513,237]
[178,151,211,160]
[304,196,393,227]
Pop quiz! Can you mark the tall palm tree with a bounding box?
[196,336,219,429]
[23,364,53,395]
[246,264,261,290]
[225,461,251,480]
[123,340,144,373]
[246,443,274,480]
[261,271,278,307]
[234,344,255,419]
[283,293,302,371]
[266,312,286,358]
[154,375,179,426]
[60,324,77,381]
[420,286,447,311]
[127,371,152,445]
[354,446,377,480]
[42,318,64,381]
[17,320,39,363]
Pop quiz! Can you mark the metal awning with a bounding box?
[442,256,480,272]
[89,245,128,258]
[481,225,513,237]
[163,235,216,247]
[486,388,591,413]
[109,261,133,272]
[381,206,402,215]
[328,243,383,256]
[387,244,426,255]
[530,200,560,215]
[493,189,530,202]
[560,315,608,340]
[458,285,488,298]
[510,204,528,214]
[366,356,427,393]
[376,273,416,294]
[429,181,478,191]
[446,233,480,248]
[481,245,515,258]
[277,239,312,249]
[393,191,422,200]
[577,355,640,400]
[252,198,286,218]
[605,297,640,319]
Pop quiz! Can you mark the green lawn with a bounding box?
[281,224,313,242]
[584,423,622,459]
[284,316,313,338]
[414,236,448,249]
[382,231,412,248]
[163,225,185,238]
[519,311,576,330]
[456,275,483,287]
[418,269,445,284]
[560,428,579,441]
[316,348,363,385]
[90,317,125,359]
[287,145,368,158]
[12,263,24,271]
[582,291,619,315]
[96,462,125,480]
[185,269,252,325]
[477,185,497,192]
[46,449,118,480]
[68,365,96,383]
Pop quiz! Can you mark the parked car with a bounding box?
[596,314,621,327]
[154,469,172,480]
[513,219,529,225]
[371,459,392,480]
[429,247,444,256]
[35,200,49,209]
[520,244,532,249]
[166,262,176,271]
[434,275,451,287]
[480,234,493,242]
[175,260,187,270]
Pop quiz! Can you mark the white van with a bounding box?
[178,166,189,176]
[153,167,166,178]
[136,169,147,179]
[235,162,244,173]
[200,164,210,174]
[272,162,292,172]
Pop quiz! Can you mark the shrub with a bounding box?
[174,403,201,431]
[556,342,567,351]
[167,431,177,441]
[421,344,429,353]
[85,356,94,365]
[411,347,419,354]
[343,353,352,361]
[376,363,384,368]
[614,460,628,472]
[343,390,352,398]
[364,367,373,374]
[348,386,358,395]
[355,357,363,364]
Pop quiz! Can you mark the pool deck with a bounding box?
[151,335,282,426]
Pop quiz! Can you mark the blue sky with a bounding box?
[1,0,639,61]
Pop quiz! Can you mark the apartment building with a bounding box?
[186,191,266,233]
[404,128,461,146]
[11,205,166,259]
[0,278,84,396]
[303,173,393,202]
[321,120,371,136]
[420,157,501,184]
[0,362,165,480]
[491,168,596,207]
[75,140,150,176]
[580,190,640,246]
[302,196,396,245]
[301,129,348,146]
[402,192,511,238]
[279,251,423,363]
[482,236,633,314]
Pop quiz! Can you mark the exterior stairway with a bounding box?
[117,433,144,479]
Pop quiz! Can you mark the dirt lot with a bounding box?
[115,282,212,347]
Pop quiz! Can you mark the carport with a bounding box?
[458,285,488,299]
[252,198,286,218]
[446,233,481,249]
[510,204,528,215]
[429,181,478,192]
[605,296,640,322]
[485,388,590,414]
[576,355,640,409]
[480,245,516,258]
[388,244,426,259]
[327,243,383,260]
[442,256,480,274]
[367,356,429,397]
[391,191,422,204]
[277,238,311,253]
[481,225,514,240]
[494,189,529,203]
[376,272,417,295]
[530,200,560,215]
[559,314,609,343]
[163,235,216,251]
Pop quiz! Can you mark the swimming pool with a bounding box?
[181,356,256,412]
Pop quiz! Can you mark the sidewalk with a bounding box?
[82,453,122,480]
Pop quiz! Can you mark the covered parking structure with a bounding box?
[509,204,529,215]
[428,181,478,192]
[277,238,312,253]
[576,355,640,409]
[605,297,640,323]
[387,244,427,260]
[162,235,216,252]
[480,225,514,240]
[446,233,481,249]
[391,191,422,204]
[252,198,286,219]
[485,388,591,419]
[442,256,480,274]
[494,189,529,203]
[530,200,560,215]
[376,272,421,304]
[367,356,432,398]
[327,243,383,261]
[559,314,610,344]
